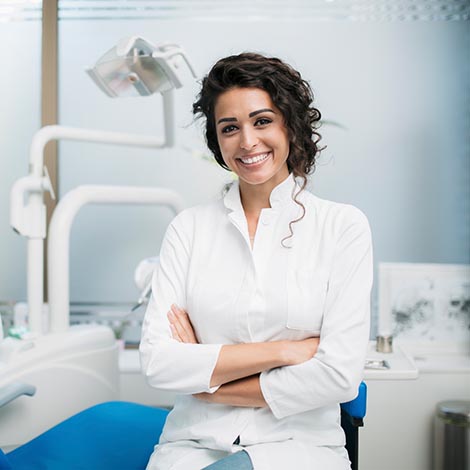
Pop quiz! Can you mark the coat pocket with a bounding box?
[286,269,328,332]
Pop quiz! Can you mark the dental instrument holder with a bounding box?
[9,37,196,337]
[131,280,153,313]
[131,256,159,312]
[9,165,56,335]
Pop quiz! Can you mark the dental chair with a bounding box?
[0,383,367,470]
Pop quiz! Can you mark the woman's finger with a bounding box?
[167,310,185,342]
[168,309,190,342]
[171,305,198,343]
[169,322,181,342]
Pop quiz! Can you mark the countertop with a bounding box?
[364,341,419,380]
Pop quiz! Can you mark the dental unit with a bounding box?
[0,37,194,449]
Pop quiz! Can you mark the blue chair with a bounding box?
[0,384,367,470]
[0,402,168,470]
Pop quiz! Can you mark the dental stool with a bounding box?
[0,383,367,470]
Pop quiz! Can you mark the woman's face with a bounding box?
[214,87,290,191]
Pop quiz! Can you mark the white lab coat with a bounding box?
[140,174,373,470]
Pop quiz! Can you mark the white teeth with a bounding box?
[240,152,269,165]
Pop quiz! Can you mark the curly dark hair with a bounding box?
[193,52,322,175]
[192,52,323,245]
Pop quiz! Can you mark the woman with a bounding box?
[140,53,373,470]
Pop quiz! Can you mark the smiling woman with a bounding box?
[140,52,373,470]
[193,53,323,247]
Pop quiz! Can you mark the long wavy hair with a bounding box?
[192,52,323,245]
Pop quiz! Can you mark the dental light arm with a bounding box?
[9,36,196,336]
[48,185,184,333]
[9,121,174,337]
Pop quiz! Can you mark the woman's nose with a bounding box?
[240,127,258,150]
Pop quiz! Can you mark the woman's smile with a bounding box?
[238,151,272,166]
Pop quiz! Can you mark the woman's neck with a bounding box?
[239,182,272,216]
[238,171,290,215]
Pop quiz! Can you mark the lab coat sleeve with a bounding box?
[260,206,373,419]
[139,213,222,394]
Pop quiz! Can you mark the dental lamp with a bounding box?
[86,37,196,97]
[10,37,196,336]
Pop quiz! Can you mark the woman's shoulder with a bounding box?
[168,197,225,230]
[303,190,370,230]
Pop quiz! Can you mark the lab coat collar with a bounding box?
[223,173,299,214]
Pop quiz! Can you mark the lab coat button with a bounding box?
[261,216,270,225]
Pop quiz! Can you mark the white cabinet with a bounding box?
[360,356,470,470]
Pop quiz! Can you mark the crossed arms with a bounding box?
[167,304,319,408]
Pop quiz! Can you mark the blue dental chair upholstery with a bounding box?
[0,402,168,470]
[0,383,367,470]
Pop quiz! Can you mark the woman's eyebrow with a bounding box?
[249,108,275,118]
[217,117,237,125]
[217,108,275,125]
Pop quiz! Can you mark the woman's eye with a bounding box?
[255,118,272,126]
[221,125,237,134]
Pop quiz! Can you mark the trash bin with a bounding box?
[434,400,470,470]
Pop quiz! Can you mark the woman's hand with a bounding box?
[167,304,198,344]
[282,337,320,366]
[194,375,267,408]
